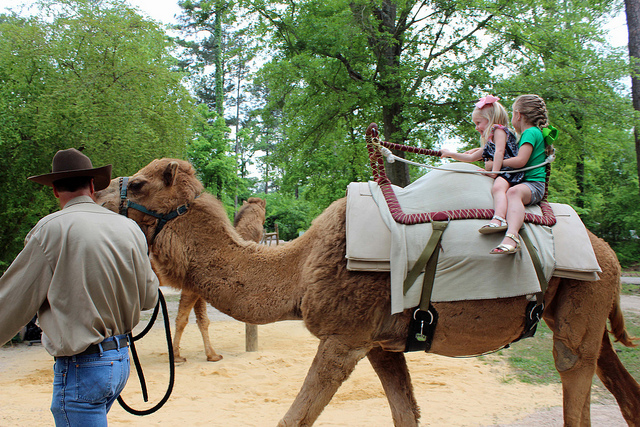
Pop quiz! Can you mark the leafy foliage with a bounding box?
[187,104,239,203]
[489,2,638,265]
[0,0,194,271]
[257,191,319,241]
[237,0,637,264]
[5,0,634,272]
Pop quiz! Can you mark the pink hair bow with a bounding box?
[475,95,500,109]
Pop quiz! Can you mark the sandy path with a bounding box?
[0,288,631,426]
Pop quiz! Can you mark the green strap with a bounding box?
[520,229,548,304]
[403,221,449,310]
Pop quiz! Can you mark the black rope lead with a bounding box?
[117,289,175,415]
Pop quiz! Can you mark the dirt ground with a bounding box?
[0,286,632,426]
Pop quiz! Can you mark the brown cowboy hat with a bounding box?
[28,148,112,191]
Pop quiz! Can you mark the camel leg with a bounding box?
[367,347,419,426]
[545,280,610,427]
[173,291,200,363]
[545,317,595,426]
[192,296,222,362]
[278,336,370,427]
[596,330,640,426]
[556,358,595,426]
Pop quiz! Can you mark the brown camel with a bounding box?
[171,197,266,362]
[96,158,640,427]
[235,197,267,243]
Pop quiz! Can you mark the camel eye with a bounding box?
[128,179,145,193]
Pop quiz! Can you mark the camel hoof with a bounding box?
[207,354,223,362]
[174,355,187,363]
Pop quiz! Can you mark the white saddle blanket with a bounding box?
[345,163,601,314]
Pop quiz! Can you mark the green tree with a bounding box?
[176,0,267,214]
[625,0,640,195]
[258,191,317,241]
[0,0,194,271]
[244,0,512,189]
[490,2,638,264]
[176,0,236,114]
[187,103,239,204]
[243,0,623,197]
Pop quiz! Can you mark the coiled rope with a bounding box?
[117,289,175,415]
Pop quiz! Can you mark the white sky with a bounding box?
[0,1,629,46]
[124,0,183,25]
[0,0,182,25]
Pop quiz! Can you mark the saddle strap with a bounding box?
[511,229,547,343]
[403,221,449,311]
[404,221,448,352]
[519,229,548,305]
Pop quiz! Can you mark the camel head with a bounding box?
[96,158,204,234]
[245,197,266,211]
[234,197,266,228]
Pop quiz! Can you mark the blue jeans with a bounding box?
[51,335,130,426]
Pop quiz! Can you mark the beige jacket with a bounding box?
[0,196,159,356]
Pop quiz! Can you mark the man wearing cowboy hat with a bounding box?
[0,148,159,426]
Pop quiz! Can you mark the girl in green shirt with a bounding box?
[486,94,550,255]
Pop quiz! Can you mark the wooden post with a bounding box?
[245,323,258,352]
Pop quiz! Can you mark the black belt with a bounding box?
[78,335,129,356]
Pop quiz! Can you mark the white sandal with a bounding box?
[490,233,521,255]
[478,215,508,234]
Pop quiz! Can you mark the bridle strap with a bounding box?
[118,176,198,245]
[119,177,129,217]
[126,200,192,244]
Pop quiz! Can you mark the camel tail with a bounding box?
[609,293,638,348]
[598,297,640,426]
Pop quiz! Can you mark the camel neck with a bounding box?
[152,197,310,324]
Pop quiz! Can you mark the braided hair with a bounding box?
[513,94,549,128]
[514,94,554,155]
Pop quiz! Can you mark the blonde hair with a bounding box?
[473,101,509,146]
[513,94,549,128]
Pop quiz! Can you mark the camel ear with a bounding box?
[163,161,179,187]
[242,200,248,206]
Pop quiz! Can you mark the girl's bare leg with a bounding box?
[491,177,510,225]
[501,183,532,247]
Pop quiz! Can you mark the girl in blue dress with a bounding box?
[441,95,522,234]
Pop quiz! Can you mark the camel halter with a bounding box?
[119,176,199,245]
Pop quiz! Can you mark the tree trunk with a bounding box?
[571,113,585,208]
[264,147,270,194]
[576,156,585,209]
[626,0,640,195]
[214,4,224,116]
[234,50,243,212]
[382,108,411,187]
[376,0,410,187]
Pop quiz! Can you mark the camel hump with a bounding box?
[246,197,266,209]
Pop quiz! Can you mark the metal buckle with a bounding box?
[176,205,188,215]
